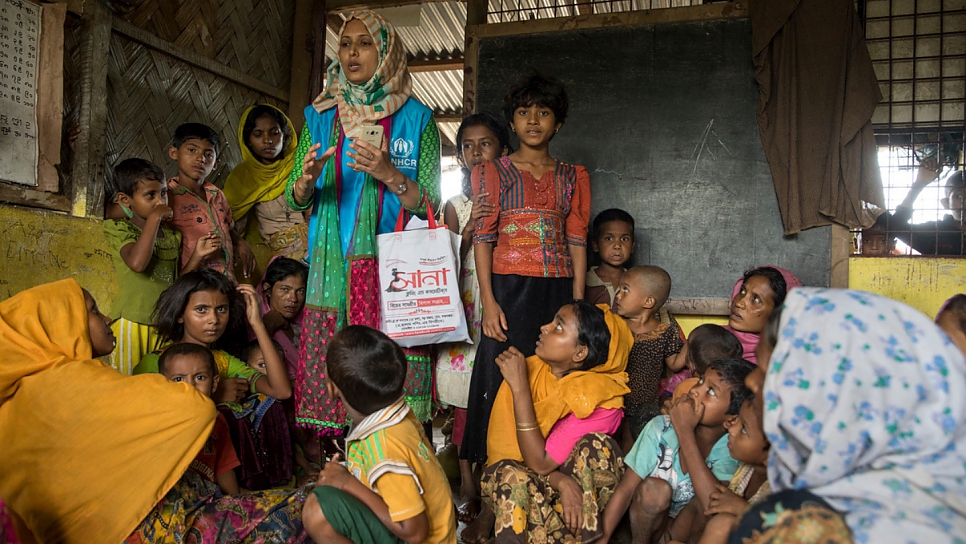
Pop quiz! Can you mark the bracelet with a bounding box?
[516,422,540,432]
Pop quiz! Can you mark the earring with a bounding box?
[119,204,134,219]
[554,128,559,133]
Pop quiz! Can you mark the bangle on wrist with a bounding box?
[516,422,540,432]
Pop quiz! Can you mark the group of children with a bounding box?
[81,67,966,544]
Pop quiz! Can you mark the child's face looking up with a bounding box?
[535,304,587,372]
[725,399,769,466]
[168,137,217,186]
[614,273,650,319]
[593,220,635,270]
[163,354,218,397]
[178,289,230,346]
[83,289,116,358]
[688,368,733,427]
[459,125,503,170]
[248,114,284,164]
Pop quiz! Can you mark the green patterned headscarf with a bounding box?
[311,10,412,140]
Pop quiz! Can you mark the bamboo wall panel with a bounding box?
[106,34,285,189]
[121,0,294,90]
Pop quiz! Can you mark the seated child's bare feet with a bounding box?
[460,503,495,544]
[457,496,482,523]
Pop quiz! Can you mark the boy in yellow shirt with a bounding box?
[302,326,456,543]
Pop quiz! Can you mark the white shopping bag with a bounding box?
[377,203,470,347]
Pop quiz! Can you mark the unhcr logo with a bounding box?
[392,137,414,158]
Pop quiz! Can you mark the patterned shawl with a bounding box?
[311,10,411,140]
[764,287,966,542]
[223,104,299,221]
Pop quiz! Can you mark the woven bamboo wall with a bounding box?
[103,0,295,190]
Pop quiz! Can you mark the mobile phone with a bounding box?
[360,125,384,148]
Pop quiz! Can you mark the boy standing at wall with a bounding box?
[166,123,254,280]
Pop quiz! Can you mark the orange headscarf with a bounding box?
[311,10,412,140]
[486,304,633,466]
[0,279,216,544]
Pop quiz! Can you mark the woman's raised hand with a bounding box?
[494,346,527,391]
[294,143,336,204]
[347,138,396,184]
[236,284,264,331]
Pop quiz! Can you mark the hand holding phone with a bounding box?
[360,125,384,149]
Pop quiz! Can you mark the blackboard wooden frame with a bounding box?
[463,2,851,315]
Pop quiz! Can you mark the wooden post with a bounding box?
[463,0,487,117]
[288,0,316,131]
[309,0,328,102]
[71,0,111,218]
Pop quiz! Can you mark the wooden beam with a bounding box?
[312,6,333,100]
[0,184,71,212]
[289,0,317,132]
[463,0,487,117]
[112,19,289,102]
[469,2,748,39]
[830,224,851,288]
[408,57,463,72]
[36,2,67,193]
[71,0,111,218]
[433,113,463,123]
[326,0,447,12]
[665,298,731,316]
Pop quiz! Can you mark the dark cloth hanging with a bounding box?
[751,0,885,235]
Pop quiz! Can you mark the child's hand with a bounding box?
[235,238,256,279]
[494,347,528,392]
[194,232,221,259]
[215,377,249,403]
[295,144,336,202]
[482,299,508,342]
[704,483,748,517]
[149,203,174,222]
[469,193,494,223]
[669,394,703,432]
[556,475,584,535]
[316,453,353,490]
[237,284,264,330]
[659,396,674,415]
[915,158,941,187]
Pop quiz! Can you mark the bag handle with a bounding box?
[394,191,437,232]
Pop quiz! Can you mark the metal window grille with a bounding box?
[485,0,705,23]
[856,0,966,256]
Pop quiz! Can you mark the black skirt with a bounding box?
[459,274,574,464]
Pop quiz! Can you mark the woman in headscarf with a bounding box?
[736,287,966,543]
[462,301,632,544]
[224,104,307,262]
[724,266,801,364]
[285,11,440,439]
[0,279,310,543]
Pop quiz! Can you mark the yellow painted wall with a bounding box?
[849,257,966,319]
[0,205,118,310]
[677,314,729,337]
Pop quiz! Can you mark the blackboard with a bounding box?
[476,17,831,310]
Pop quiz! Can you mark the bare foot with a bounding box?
[460,503,495,544]
[457,496,482,523]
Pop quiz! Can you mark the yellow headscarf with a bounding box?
[311,10,412,140]
[0,279,216,544]
[486,304,633,466]
[223,104,299,221]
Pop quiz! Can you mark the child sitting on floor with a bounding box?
[302,326,457,544]
[671,324,744,403]
[585,208,636,306]
[601,357,754,544]
[103,158,218,374]
[159,342,240,495]
[613,265,685,452]
[936,294,966,357]
[694,396,771,544]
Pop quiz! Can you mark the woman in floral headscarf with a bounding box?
[285,11,440,439]
[737,287,966,543]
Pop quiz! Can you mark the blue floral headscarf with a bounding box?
[764,288,966,543]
